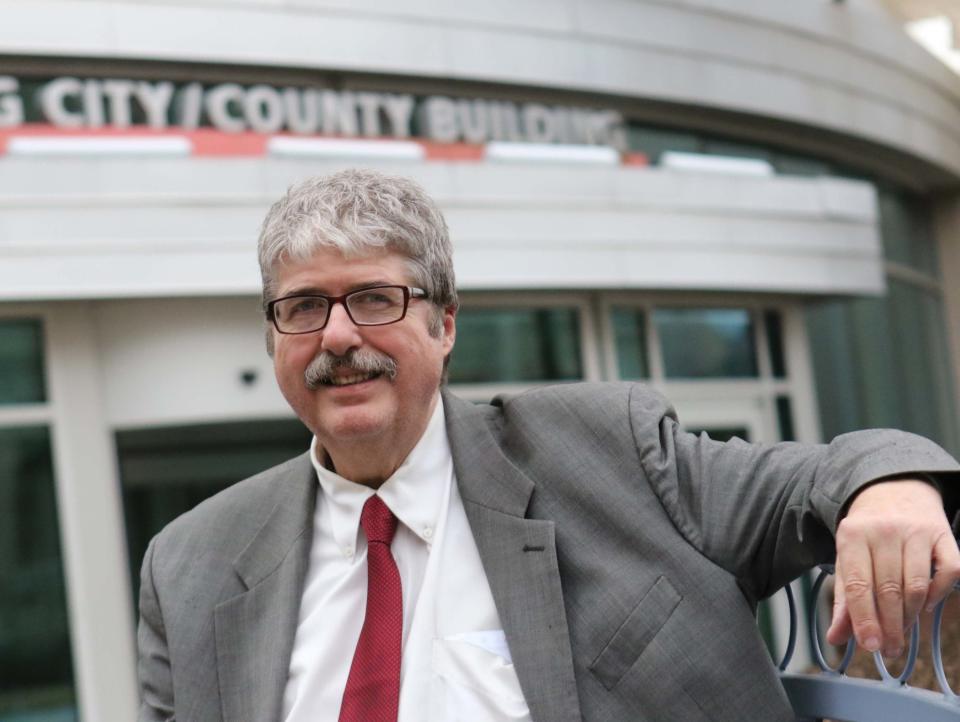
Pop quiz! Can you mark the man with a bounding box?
[138,169,960,721]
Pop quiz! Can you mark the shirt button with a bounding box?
[343,546,354,558]
[423,527,433,539]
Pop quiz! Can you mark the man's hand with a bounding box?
[826,479,960,657]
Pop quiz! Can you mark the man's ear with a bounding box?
[441,304,457,354]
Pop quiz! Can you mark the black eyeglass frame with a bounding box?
[266,285,429,335]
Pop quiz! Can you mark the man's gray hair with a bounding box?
[258,169,458,319]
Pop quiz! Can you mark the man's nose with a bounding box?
[320,302,363,356]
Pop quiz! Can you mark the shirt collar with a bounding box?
[310,398,452,552]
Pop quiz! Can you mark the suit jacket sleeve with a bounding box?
[137,535,176,722]
[628,385,960,602]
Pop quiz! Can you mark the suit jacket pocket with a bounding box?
[588,575,683,691]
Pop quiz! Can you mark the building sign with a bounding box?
[0,75,627,148]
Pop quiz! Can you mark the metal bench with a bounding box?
[776,568,960,721]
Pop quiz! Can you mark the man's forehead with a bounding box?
[273,246,411,288]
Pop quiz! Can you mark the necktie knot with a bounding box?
[361,494,397,545]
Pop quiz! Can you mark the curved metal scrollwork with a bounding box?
[933,585,960,701]
[777,568,960,721]
[807,566,857,675]
[776,581,798,672]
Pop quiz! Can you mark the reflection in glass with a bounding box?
[776,396,796,442]
[119,419,312,601]
[878,189,938,276]
[805,281,959,454]
[610,308,649,379]
[0,321,46,405]
[655,308,758,379]
[772,154,832,177]
[448,308,582,384]
[702,139,772,163]
[627,125,700,163]
[764,311,787,379]
[0,427,77,720]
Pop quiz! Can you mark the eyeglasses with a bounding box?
[267,285,429,334]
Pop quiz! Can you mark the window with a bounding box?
[806,187,958,455]
[878,189,939,275]
[605,302,798,445]
[654,308,758,379]
[448,306,583,384]
[119,419,313,600]
[0,319,77,721]
[807,282,958,455]
[609,308,649,380]
[0,320,46,405]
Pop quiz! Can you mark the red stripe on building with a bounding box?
[190,130,267,156]
[622,152,649,167]
[421,141,485,162]
[0,125,637,164]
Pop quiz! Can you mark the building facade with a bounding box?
[0,1,958,719]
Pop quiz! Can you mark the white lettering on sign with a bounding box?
[7,75,628,148]
[383,94,414,138]
[284,87,318,134]
[421,96,457,143]
[245,85,284,134]
[102,79,135,127]
[137,81,175,129]
[205,83,246,133]
[0,76,24,127]
[457,99,488,144]
[39,77,85,127]
[356,92,382,137]
[176,83,204,130]
[522,104,555,143]
[83,79,105,128]
[320,90,357,136]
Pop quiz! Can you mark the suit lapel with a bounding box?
[215,455,316,722]
[443,391,583,722]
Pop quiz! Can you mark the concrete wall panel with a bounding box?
[0,156,883,299]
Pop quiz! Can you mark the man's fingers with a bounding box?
[925,532,960,611]
[826,571,853,646]
[872,538,904,656]
[835,523,882,653]
[902,534,932,627]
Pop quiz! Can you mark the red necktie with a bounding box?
[339,495,403,722]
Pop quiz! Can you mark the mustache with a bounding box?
[304,348,398,389]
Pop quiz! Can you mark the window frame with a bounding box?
[0,304,80,720]
[448,291,601,402]
[596,292,821,445]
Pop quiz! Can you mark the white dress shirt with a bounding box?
[282,399,530,722]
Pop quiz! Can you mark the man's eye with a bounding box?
[289,298,324,315]
[353,291,395,307]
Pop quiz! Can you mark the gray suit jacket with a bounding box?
[138,383,960,722]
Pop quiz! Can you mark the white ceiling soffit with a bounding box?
[0,159,883,301]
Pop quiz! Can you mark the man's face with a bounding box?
[270,247,455,455]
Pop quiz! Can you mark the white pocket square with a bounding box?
[443,629,513,663]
